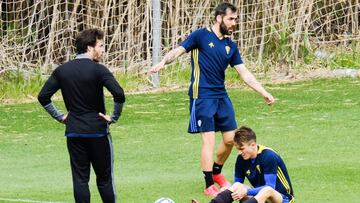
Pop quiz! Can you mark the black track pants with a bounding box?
[67,135,116,203]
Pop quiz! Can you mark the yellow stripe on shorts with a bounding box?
[192,49,200,99]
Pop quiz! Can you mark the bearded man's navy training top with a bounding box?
[180,28,243,99]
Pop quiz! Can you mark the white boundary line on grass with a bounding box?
[0,198,68,203]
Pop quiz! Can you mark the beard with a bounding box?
[93,52,103,62]
[220,21,234,36]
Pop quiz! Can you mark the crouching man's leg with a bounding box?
[210,182,248,203]
[242,186,283,203]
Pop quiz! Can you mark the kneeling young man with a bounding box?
[194,126,294,203]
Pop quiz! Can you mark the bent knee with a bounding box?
[230,182,247,191]
[261,186,277,197]
[223,138,234,146]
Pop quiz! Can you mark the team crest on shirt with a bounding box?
[197,120,202,127]
[225,46,230,55]
[208,42,215,48]
[246,170,251,175]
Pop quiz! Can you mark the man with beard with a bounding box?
[150,2,274,197]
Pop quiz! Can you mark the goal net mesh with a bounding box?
[1,0,359,85]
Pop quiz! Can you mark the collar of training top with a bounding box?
[75,53,92,59]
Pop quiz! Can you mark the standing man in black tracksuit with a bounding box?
[38,28,125,203]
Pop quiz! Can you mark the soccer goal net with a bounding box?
[0,0,359,83]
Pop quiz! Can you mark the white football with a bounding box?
[154,197,175,203]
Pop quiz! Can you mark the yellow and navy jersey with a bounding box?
[180,28,243,99]
[235,145,295,202]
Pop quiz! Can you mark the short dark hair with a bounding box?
[214,2,237,18]
[234,126,257,146]
[75,28,104,54]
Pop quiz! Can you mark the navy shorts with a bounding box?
[281,194,292,203]
[188,97,237,133]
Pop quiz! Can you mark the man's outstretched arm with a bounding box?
[235,64,275,106]
[150,46,186,73]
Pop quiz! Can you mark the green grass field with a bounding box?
[0,78,360,203]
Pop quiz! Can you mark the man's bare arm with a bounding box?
[235,64,275,105]
[150,46,186,73]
